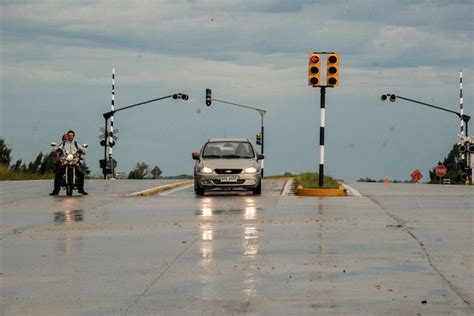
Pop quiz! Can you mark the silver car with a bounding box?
[192,138,264,195]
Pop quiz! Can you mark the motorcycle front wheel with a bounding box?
[66,167,74,196]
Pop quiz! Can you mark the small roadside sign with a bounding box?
[435,165,447,177]
[410,169,423,183]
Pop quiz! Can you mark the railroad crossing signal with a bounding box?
[326,53,339,86]
[308,53,321,86]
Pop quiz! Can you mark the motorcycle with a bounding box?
[51,143,88,196]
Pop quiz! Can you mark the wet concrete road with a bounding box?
[1,180,472,315]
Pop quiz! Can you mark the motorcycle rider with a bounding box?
[49,130,88,195]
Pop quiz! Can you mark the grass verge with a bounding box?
[296,172,340,189]
[0,165,54,181]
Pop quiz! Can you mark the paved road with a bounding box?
[0,180,472,315]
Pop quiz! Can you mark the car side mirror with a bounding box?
[192,152,200,160]
[257,154,264,160]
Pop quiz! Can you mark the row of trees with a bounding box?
[0,138,90,176]
[428,144,467,184]
[1,138,58,174]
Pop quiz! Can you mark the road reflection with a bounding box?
[53,210,84,257]
[197,197,261,299]
[54,209,84,224]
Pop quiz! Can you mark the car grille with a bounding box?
[213,179,246,185]
[214,169,242,174]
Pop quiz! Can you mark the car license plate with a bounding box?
[220,176,238,182]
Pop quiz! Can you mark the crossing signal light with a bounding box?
[326,53,339,86]
[206,88,212,106]
[308,53,321,86]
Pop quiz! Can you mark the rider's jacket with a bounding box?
[57,141,87,156]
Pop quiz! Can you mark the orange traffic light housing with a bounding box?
[308,53,321,86]
[326,53,339,86]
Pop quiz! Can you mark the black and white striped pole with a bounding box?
[109,68,116,177]
[319,87,326,187]
[459,70,472,185]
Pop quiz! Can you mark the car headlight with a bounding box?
[244,167,257,174]
[66,154,74,162]
[200,167,213,174]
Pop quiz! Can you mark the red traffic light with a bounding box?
[308,53,321,86]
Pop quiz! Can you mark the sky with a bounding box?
[1,0,473,180]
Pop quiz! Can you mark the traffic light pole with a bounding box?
[381,93,472,184]
[391,95,470,136]
[101,93,188,179]
[319,87,326,187]
[212,98,267,175]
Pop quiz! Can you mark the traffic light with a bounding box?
[326,53,339,86]
[256,132,262,145]
[173,93,189,100]
[308,53,321,86]
[206,88,212,106]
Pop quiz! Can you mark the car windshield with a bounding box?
[202,142,255,159]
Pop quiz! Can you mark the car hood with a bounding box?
[200,159,258,170]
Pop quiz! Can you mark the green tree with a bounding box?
[0,138,12,166]
[128,162,149,179]
[11,159,22,172]
[429,144,465,184]
[40,152,57,174]
[28,152,43,173]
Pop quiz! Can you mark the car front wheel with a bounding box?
[195,180,205,196]
[252,182,261,195]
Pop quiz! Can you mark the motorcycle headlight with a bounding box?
[200,167,213,174]
[244,167,257,174]
[66,154,74,162]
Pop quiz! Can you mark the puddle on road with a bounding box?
[54,209,84,224]
[195,197,261,218]
[194,208,261,216]
[196,197,262,299]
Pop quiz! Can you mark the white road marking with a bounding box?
[281,178,295,196]
[342,184,362,197]
[159,184,194,196]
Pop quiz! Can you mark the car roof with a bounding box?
[207,138,250,143]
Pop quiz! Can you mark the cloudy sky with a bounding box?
[1,0,473,180]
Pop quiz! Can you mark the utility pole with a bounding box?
[381,93,472,184]
[100,93,189,179]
